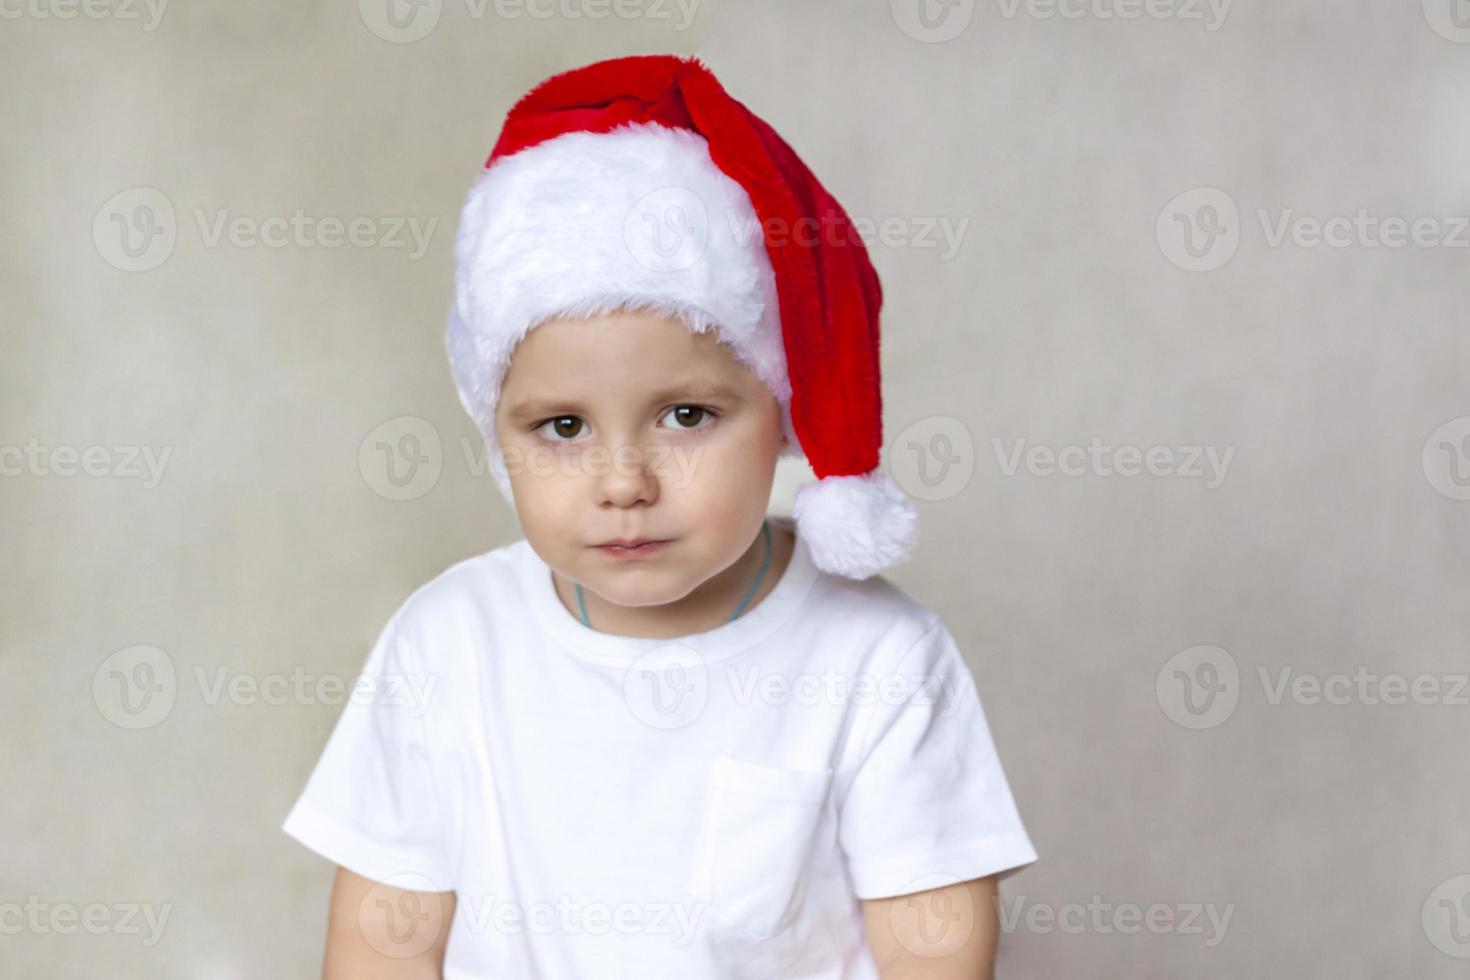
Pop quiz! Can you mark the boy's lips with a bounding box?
[594,538,672,558]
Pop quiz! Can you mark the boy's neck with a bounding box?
[551,523,795,639]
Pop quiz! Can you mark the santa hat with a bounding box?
[445,54,918,580]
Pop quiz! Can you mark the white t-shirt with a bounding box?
[281,515,1037,979]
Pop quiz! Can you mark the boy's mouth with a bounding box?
[594,538,672,558]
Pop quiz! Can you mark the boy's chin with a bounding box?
[583,570,690,608]
[584,560,733,612]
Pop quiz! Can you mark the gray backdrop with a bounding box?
[4,0,1468,976]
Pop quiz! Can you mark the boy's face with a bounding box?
[493,309,787,609]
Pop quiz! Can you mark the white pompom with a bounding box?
[792,471,919,580]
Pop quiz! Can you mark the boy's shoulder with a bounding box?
[387,537,532,638]
[810,564,948,656]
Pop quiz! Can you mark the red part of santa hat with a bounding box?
[446,55,918,579]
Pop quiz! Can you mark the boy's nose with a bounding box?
[594,445,661,507]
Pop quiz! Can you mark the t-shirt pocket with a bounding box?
[687,754,835,941]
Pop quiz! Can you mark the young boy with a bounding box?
[282,55,1038,979]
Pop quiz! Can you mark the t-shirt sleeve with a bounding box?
[280,612,456,892]
[837,618,1038,900]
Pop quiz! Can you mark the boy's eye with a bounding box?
[536,416,586,441]
[661,405,716,430]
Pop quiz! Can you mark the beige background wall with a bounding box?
[4,0,1469,976]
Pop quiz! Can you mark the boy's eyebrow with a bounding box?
[504,381,744,421]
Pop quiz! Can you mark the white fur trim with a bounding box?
[793,471,919,579]
[444,121,806,506]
